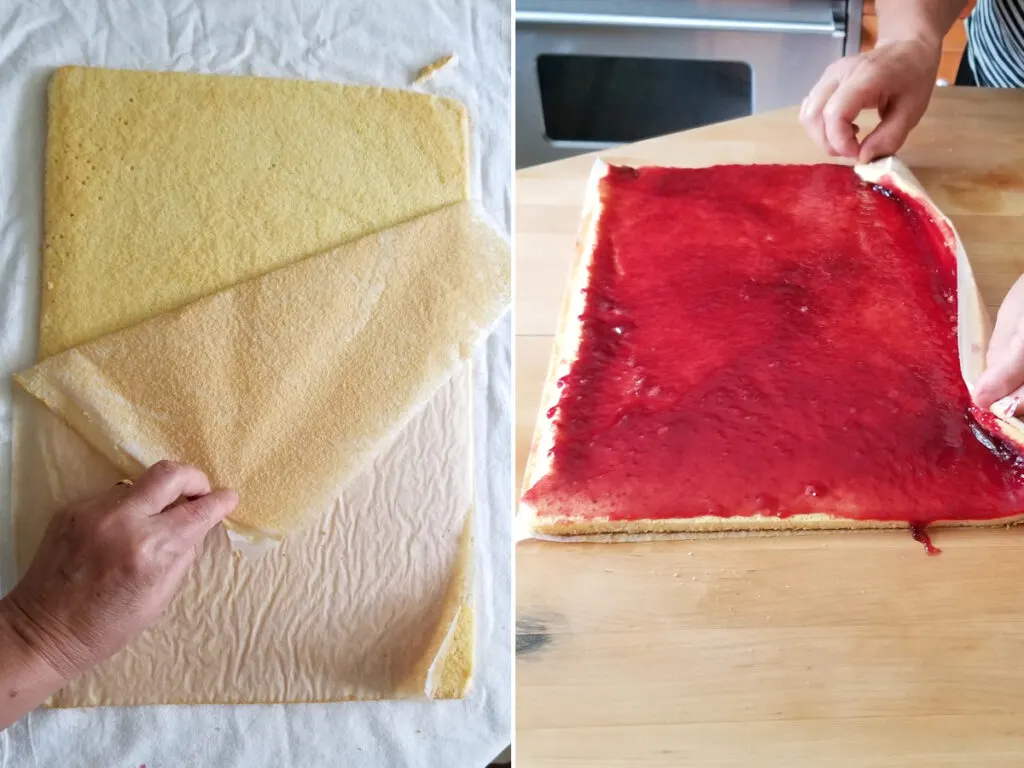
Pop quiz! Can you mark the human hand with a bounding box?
[974,275,1024,412]
[1,461,237,681]
[799,38,941,162]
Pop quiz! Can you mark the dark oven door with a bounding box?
[516,0,854,167]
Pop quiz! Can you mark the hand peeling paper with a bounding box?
[12,366,476,705]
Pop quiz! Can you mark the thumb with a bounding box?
[973,357,1024,410]
[858,103,915,163]
[161,489,239,540]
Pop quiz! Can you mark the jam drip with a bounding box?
[909,523,942,555]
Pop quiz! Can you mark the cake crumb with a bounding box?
[414,54,458,85]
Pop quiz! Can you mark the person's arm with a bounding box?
[0,601,66,729]
[875,0,966,46]
[800,0,967,161]
[0,461,237,731]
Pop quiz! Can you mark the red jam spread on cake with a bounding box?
[523,164,1024,524]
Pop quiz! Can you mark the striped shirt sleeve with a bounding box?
[968,0,1024,86]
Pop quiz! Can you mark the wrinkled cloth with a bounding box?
[0,1,511,766]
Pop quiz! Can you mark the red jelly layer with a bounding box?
[524,164,1024,523]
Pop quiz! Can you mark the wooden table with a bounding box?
[516,88,1024,767]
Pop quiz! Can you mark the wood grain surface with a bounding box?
[515,88,1024,767]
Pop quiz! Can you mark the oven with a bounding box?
[516,0,862,168]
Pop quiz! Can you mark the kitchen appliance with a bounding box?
[516,0,862,167]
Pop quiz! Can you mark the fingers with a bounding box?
[1009,386,1024,416]
[974,344,1024,410]
[113,460,236,539]
[800,67,844,156]
[991,277,1024,362]
[127,460,212,515]
[821,77,875,159]
[988,308,1016,356]
[858,101,916,163]
[986,322,1016,381]
[161,489,239,540]
[990,385,1024,418]
[975,280,1024,410]
[802,58,893,159]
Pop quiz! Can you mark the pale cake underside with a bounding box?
[519,158,1024,541]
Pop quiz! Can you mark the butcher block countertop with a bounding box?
[516,88,1024,767]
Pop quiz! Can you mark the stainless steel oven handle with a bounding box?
[515,10,844,37]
